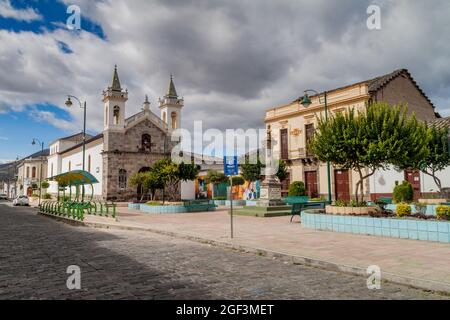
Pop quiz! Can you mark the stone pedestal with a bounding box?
[257,175,284,207]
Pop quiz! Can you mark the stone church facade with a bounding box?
[47,66,183,201]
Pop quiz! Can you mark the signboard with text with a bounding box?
[223,156,238,176]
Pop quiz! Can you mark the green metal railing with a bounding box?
[40,199,116,221]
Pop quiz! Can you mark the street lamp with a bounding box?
[65,95,87,202]
[300,89,332,203]
[31,138,44,206]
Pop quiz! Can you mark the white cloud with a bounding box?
[29,107,78,131]
[0,0,43,22]
[0,0,449,143]
[0,136,8,140]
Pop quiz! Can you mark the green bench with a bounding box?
[283,196,330,222]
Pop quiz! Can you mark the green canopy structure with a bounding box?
[48,170,99,185]
[48,170,99,202]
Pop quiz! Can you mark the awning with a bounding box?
[48,170,99,186]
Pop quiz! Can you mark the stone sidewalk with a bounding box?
[73,207,450,293]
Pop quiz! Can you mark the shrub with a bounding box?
[436,205,450,220]
[393,181,414,203]
[43,193,52,199]
[41,181,50,189]
[334,199,348,207]
[31,193,39,198]
[396,203,411,217]
[288,181,306,196]
[213,196,227,201]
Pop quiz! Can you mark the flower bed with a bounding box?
[301,210,450,243]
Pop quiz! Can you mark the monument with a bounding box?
[235,129,291,217]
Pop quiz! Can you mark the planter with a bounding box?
[128,203,216,213]
[326,205,377,215]
[212,200,246,206]
[418,198,447,205]
[301,210,450,243]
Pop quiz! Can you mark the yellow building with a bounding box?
[264,69,439,201]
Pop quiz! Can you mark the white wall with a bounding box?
[369,166,404,194]
[181,180,195,200]
[421,167,450,193]
[50,142,104,197]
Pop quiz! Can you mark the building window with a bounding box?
[113,106,120,125]
[51,163,54,177]
[280,128,289,160]
[68,161,71,171]
[88,155,91,172]
[142,134,151,151]
[305,123,315,156]
[32,167,36,178]
[171,111,177,129]
[118,169,127,190]
[162,111,166,123]
[26,167,29,178]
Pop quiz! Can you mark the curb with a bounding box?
[39,212,450,295]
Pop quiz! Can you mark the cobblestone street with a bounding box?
[0,203,447,300]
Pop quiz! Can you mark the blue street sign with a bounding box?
[224,155,238,176]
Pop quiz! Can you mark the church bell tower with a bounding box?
[103,65,128,131]
[159,75,183,130]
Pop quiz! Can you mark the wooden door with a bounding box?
[404,170,421,200]
[334,169,350,201]
[280,129,288,160]
[304,171,318,198]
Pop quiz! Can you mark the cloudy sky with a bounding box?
[0,0,450,161]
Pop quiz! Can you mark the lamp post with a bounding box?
[31,138,44,206]
[65,95,87,201]
[300,89,332,203]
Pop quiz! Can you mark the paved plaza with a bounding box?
[0,202,448,299]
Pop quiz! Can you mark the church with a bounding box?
[47,66,183,201]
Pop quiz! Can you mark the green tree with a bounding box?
[276,160,289,182]
[230,176,245,186]
[310,103,429,203]
[419,125,450,194]
[206,170,228,184]
[241,159,263,182]
[142,171,164,201]
[151,158,199,203]
[129,172,147,201]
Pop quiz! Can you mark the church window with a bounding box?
[171,112,177,129]
[142,134,151,151]
[51,163,54,177]
[32,167,36,178]
[113,106,120,125]
[68,161,71,171]
[88,155,91,173]
[26,167,29,178]
[162,111,166,123]
[118,169,127,189]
